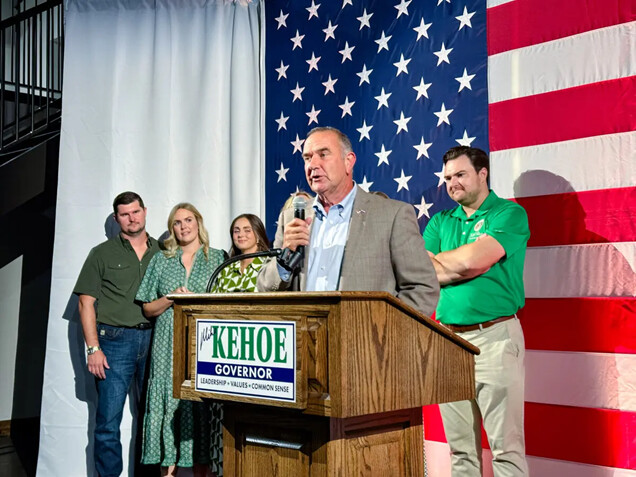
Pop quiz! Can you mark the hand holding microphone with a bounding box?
[279,196,311,271]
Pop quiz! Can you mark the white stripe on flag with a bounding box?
[524,242,636,298]
[488,22,636,103]
[526,350,636,411]
[487,0,515,8]
[527,456,636,477]
[424,441,636,477]
[490,132,636,198]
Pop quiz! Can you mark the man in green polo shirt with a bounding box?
[74,191,160,477]
[424,146,530,477]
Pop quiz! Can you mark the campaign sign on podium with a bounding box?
[195,319,296,402]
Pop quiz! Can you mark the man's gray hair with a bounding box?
[306,126,353,155]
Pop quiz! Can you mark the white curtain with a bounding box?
[37,1,262,475]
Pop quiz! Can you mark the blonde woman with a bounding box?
[136,203,224,477]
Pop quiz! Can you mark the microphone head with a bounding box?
[292,195,307,220]
[292,195,307,210]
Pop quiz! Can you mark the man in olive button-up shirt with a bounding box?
[74,191,160,477]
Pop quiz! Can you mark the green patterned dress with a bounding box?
[208,255,264,473]
[136,247,224,470]
[211,256,264,293]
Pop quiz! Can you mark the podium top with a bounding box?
[168,290,479,355]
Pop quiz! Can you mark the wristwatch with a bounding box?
[87,346,101,355]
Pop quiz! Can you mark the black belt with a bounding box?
[100,322,153,330]
[128,322,153,330]
[444,315,516,333]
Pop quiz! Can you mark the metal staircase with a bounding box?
[0,0,63,214]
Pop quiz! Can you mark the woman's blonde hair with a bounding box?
[281,190,313,211]
[163,202,210,259]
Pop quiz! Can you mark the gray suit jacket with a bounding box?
[257,187,439,316]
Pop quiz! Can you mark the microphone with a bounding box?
[285,195,307,271]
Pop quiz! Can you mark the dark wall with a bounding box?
[0,134,59,477]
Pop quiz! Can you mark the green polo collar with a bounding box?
[450,190,499,220]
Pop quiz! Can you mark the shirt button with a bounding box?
[462,232,466,235]
[321,266,326,271]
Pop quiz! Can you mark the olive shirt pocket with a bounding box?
[103,263,137,292]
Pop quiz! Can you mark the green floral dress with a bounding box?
[136,247,224,470]
[207,255,264,474]
[210,256,264,293]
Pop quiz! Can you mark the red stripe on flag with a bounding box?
[512,187,636,247]
[423,403,636,469]
[489,76,636,152]
[519,298,636,354]
[487,0,635,55]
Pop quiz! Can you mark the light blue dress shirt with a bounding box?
[305,186,357,291]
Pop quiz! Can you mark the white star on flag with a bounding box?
[339,96,355,117]
[306,105,321,125]
[437,0,450,5]
[434,103,453,126]
[374,87,391,109]
[394,169,412,192]
[455,68,475,91]
[290,82,305,102]
[306,52,321,72]
[339,41,355,63]
[434,168,445,187]
[414,196,434,219]
[375,31,391,52]
[456,130,476,146]
[290,30,305,50]
[356,120,373,141]
[357,9,373,30]
[276,162,290,182]
[433,42,452,65]
[306,1,320,20]
[322,75,337,95]
[393,54,411,76]
[413,77,432,100]
[375,144,392,166]
[456,6,475,30]
[264,0,492,234]
[275,10,288,29]
[291,135,305,154]
[275,111,289,131]
[394,0,411,18]
[275,61,289,80]
[357,64,373,85]
[413,137,433,159]
[323,20,337,41]
[393,111,411,134]
[359,175,374,192]
[413,18,432,40]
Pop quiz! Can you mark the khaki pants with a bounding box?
[440,318,528,477]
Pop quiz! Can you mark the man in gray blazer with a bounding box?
[257,126,439,316]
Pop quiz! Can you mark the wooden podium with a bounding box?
[171,291,478,476]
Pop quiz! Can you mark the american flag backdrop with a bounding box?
[263,0,636,475]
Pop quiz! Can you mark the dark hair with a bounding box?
[113,191,145,215]
[442,146,490,176]
[229,214,269,257]
[306,126,353,154]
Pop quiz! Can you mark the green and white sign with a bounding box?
[195,320,296,402]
